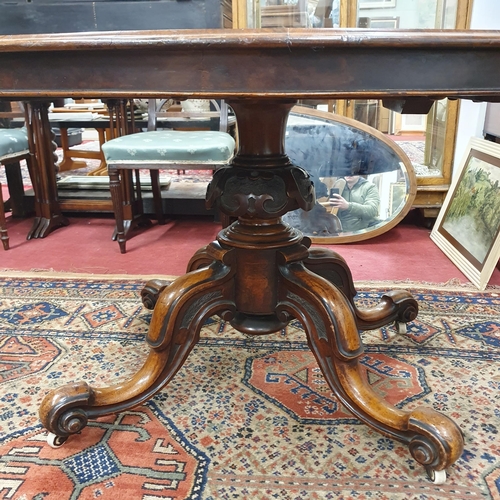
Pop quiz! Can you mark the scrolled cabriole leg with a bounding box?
[303,247,418,332]
[407,407,464,480]
[303,247,357,302]
[39,257,236,445]
[277,260,463,480]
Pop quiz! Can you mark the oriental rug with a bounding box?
[0,273,499,500]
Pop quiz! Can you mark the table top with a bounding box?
[1,29,500,101]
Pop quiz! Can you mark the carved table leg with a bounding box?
[40,243,237,443]
[187,245,215,272]
[25,101,69,239]
[278,248,463,480]
[304,246,418,332]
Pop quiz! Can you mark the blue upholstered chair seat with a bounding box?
[102,130,235,166]
[0,127,29,161]
[104,98,236,253]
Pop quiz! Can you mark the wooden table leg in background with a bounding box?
[87,128,109,176]
[39,98,463,483]
[57,127,88,173]
[58,126,109,174]
[25,100,69,239]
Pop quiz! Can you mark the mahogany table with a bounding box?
[2,29,500,484]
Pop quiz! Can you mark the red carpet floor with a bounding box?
[2,209,500,286]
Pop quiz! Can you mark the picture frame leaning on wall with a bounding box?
[431,137,500,290]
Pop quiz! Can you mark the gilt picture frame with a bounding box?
[430,137,500,289]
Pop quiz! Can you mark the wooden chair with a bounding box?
[102,99,236,253]
[0,126,31,250]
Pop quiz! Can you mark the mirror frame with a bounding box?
[287,105,417,244]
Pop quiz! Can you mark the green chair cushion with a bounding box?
[0,127,29,161]
[102,130,235,165]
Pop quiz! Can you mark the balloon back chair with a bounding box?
[102,99,236,253]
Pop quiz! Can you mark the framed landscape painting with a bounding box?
[431,137,500,289]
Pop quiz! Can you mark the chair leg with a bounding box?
[0,181,9,250]
[150,170,165,225]
[4,160,28,218]
[133,169,144,214]
[109,169,127,253]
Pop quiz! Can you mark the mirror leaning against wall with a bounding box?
[241,0,472,238]
[283,106,417,243]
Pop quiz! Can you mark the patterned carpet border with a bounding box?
[0,270,180,280]
[1,269,498,291]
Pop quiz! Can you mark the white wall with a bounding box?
[453,0,500,177]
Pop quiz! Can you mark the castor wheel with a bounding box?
[47,432,68,448]
[425,467,447,484]
[394,321,407,334]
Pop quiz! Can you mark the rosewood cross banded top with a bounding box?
[0,29,500,100]
[2,29,500,485]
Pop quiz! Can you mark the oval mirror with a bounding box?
[283,106,417,244]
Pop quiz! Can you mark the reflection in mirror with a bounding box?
[283,107,417,243]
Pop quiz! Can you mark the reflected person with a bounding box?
[328,175,380,232]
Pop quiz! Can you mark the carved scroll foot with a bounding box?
[355,289,418,332]
[303,247,418,332]
[40,257,236,442]
[278,262,463,478]
[141,278,171,310]
[186,245,215,272]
